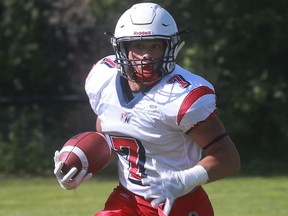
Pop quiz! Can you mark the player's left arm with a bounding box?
[142,117,240,215]
[188,116,241,182]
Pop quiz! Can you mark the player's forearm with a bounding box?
[198,139,241,182]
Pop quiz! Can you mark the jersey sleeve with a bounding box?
[85,55,117,115]
[177,85,217,131]
[159,68,217,132]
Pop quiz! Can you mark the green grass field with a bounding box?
[0,176,287,216]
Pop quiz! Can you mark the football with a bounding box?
[59,131,111,176]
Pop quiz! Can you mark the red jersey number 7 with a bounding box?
[110,136,147,185]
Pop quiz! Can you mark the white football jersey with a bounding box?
[85,55,217,197]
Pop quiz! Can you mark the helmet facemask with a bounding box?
[111,34,182,85]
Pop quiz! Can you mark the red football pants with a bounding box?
[95,184,214,216]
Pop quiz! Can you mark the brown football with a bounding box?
[59,132,111,175]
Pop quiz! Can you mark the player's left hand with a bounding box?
[141,159,191,215]
[142,159,208,216]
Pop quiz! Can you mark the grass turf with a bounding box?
[0,176,287,216]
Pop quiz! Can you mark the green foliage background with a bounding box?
[0,0,287,175]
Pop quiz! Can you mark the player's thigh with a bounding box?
[94,185,139,216]
[169,186,214,216]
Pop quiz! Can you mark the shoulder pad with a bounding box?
[156,66,217,131]
[85,55,117,113]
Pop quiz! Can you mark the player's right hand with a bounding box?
[53,150,92,190]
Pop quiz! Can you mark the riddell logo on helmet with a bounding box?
[133,31,152,35]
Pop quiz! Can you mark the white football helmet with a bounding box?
[110,3,185,84]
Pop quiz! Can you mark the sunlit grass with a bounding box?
[0,176,117,216]
[204,176,288,216]
[1,176,287,216]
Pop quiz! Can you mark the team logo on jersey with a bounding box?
[121,112,132,123]
[188,211,199,216]
[149,104,157,109]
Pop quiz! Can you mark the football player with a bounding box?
[54,2,240,216]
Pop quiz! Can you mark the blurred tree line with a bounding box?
[0,0,287,175]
